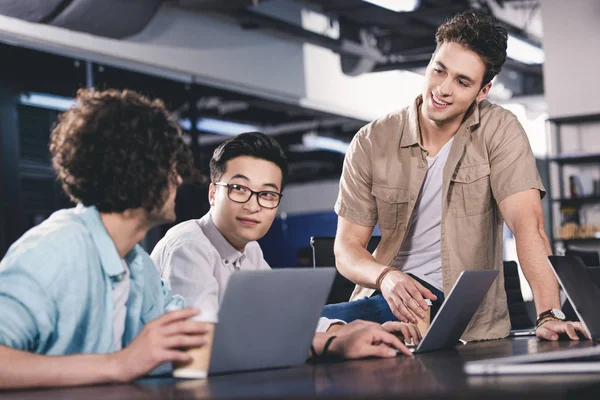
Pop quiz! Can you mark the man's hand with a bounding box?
[381,321,422,346]
[329,323,414,358]
[380,271,437,323]
[110,308,212,382]
[536,320,590,341]
[327,320,421,347]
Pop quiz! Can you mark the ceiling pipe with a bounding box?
[232,8,387,64]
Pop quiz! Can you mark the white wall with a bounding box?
[302,44,424,119]
[541,0,600,118]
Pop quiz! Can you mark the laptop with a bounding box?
[465,256,600,375]
[411,269,499,354]
[209,268,336,375]
[562,266,600,322]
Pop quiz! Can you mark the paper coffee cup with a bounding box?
[173,312,218,379]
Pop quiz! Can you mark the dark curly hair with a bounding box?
[210,132,288,190]
[50,88,193,213]
[435,11,508,86]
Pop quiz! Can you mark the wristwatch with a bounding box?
[536,308,566,327]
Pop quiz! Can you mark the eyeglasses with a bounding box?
[214,182,282,209]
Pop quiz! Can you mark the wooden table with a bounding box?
[5,338,600,399]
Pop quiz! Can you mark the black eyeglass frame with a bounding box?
[214,182,282,209]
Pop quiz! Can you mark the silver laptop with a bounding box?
[209,268,335,375]
[465,256,600,375]
[412,270,499,353]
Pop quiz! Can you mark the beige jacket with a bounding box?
[335,95,545,341]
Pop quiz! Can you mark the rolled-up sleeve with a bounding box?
[158,240,219,317]
[335,129,378,227]
[0,263,57,351]
[489,114,546,204]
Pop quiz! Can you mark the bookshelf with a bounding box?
[548,114,600,250]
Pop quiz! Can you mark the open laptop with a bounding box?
[208,268,335,375]
[411,269,499,354]
[465,256,600,375]
[562,266,600,322]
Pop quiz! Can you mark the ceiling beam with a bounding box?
[230,9,386,63]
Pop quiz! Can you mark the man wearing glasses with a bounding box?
[151,132,283,323]
[151,132,420,357]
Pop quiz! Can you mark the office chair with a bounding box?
[310,236,380,305]
[503,261,535,330]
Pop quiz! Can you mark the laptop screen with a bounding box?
[548,256,600,341]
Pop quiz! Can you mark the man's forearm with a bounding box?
[335,241,388,288]
[0,345,121,390]
[515,227,560,314]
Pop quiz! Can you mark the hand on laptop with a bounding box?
[327,320,421,346]
[536,320,590,341]
[381,321,422,346]
[380,270,437,324]
[109,308,213,382]
[321,320,414,358]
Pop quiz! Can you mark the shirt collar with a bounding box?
[401,95,482,148]
[199,212,245,266]
[400,95,422,148]
[75,204,138,277]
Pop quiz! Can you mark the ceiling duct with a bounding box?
[0,0,163,38]
[0,0,66,22]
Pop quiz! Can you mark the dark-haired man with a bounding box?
[323,11,587,342]
[152,132,420,358]
[0,89,214,389]
[151,132,285,319]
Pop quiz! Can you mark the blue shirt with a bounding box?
[0,205,183,355]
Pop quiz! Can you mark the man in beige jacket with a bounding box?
[322,11,586,342]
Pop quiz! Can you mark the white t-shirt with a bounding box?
[112,259,131,351]
[392,137,454,291]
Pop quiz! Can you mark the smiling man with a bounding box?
[323,11,587,342]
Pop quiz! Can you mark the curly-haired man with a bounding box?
[323,11,587,342]
[0,89,213,389]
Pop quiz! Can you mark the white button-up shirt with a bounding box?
[151,212,340,332]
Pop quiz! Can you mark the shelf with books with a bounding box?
[555,222,600,242]
[548,114,600,251]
